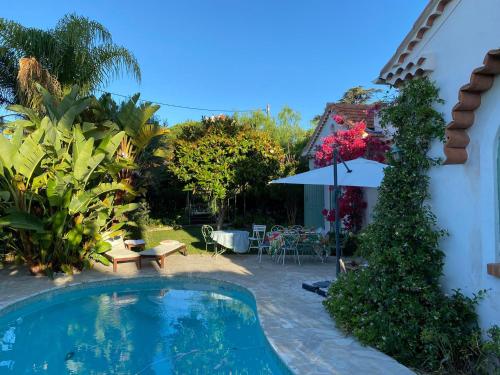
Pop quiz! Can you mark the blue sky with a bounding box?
[2,0,427,126]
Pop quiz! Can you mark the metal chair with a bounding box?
[267,231,283,262]
[201,225,217,253]
[270,225,285,232]
[276,231,301,265]
[249,225,271,263]
[249,224,265,249]
[288,225,304,233]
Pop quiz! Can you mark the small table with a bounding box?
[124,239,146,251]
[211,230,250,253]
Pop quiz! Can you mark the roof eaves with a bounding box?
[377,0,454,84]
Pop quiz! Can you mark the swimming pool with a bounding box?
[0,277,291,374]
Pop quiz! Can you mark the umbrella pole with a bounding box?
[334,149,341,276]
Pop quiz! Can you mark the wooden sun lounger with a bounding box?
[139,241,187,269]
[106,248,141,272]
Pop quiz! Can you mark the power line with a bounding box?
[96,89,263,114]
[0,25,263,114]
[0,26,261,114]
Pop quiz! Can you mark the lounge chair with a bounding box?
[105,236,141,272]
[139,240,187,269]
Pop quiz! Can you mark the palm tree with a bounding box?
[0,14,141,105]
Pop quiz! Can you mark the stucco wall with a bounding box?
[397,0,500,329]
[363,188,379,226]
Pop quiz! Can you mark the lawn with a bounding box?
[140,226,209,254]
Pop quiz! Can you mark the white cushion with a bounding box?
[106,248,140,260]
[124,239,145,246]
[140,243,184,256]
[107,236,126,251]
[159,240,181,246]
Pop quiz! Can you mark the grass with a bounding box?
[140,225,209,254]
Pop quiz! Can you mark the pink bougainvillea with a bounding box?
[315,112,390,232]
[314,121,369,168]
[332,114,345,125]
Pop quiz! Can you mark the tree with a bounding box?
[339,86,381,105]
[168,115,284,229]
[240,106,307,160]
[310,114,322,127]
[0,14,141,105]
[238,107,311,224]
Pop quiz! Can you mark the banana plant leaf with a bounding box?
[68,182,131,214]
[6,104,41,127]
[13,129,46,183]
[0,211,45,232]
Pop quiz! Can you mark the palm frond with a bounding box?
[17,57,61,112]
[54,14,112,47]
[92,44,142,89]
[0,46,17,105]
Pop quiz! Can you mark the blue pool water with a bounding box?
[0,278,291,374]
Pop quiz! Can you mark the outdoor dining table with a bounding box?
[210,230,250,253]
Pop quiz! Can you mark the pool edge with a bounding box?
[0,274,295,374]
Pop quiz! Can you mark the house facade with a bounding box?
[301,103,381,231]
[377,0,500,329]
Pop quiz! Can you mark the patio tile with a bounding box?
[0,254,414,374]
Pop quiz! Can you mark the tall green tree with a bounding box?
[237,107,310,224]
[0,14,140,105]
[339,85,381,105]
[240,106,307,158]
[168,115,284,229]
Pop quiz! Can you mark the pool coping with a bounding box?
[0,265,414,375]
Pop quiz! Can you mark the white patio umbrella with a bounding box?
[271,156,388,292]
[270,157,387,188]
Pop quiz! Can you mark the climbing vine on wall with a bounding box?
[323,78,488,373]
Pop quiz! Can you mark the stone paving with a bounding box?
[0,254,414,375]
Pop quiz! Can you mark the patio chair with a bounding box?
[201,225,217,253]
[288,225,304,233]
[276,231,301,265]
[105,235,141,272]
[270,225,285,232]
[267,231,283,262]
[249,225,272,263]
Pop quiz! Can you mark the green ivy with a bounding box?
[324,78,486,373]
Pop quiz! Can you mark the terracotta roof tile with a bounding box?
[302,103,376,157]
[377,0,454,85]
[444,48,500,164]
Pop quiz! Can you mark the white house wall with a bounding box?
[363,188,378,226]
[399,0,500,329]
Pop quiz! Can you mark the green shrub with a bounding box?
[324,78,487,373]
[476,326,500,374]
[341,231,359,257]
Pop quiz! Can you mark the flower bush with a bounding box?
[315,119,389,232]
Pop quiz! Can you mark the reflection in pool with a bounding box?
[0,278,290,374]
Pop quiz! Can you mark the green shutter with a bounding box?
[304,185,324,228]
